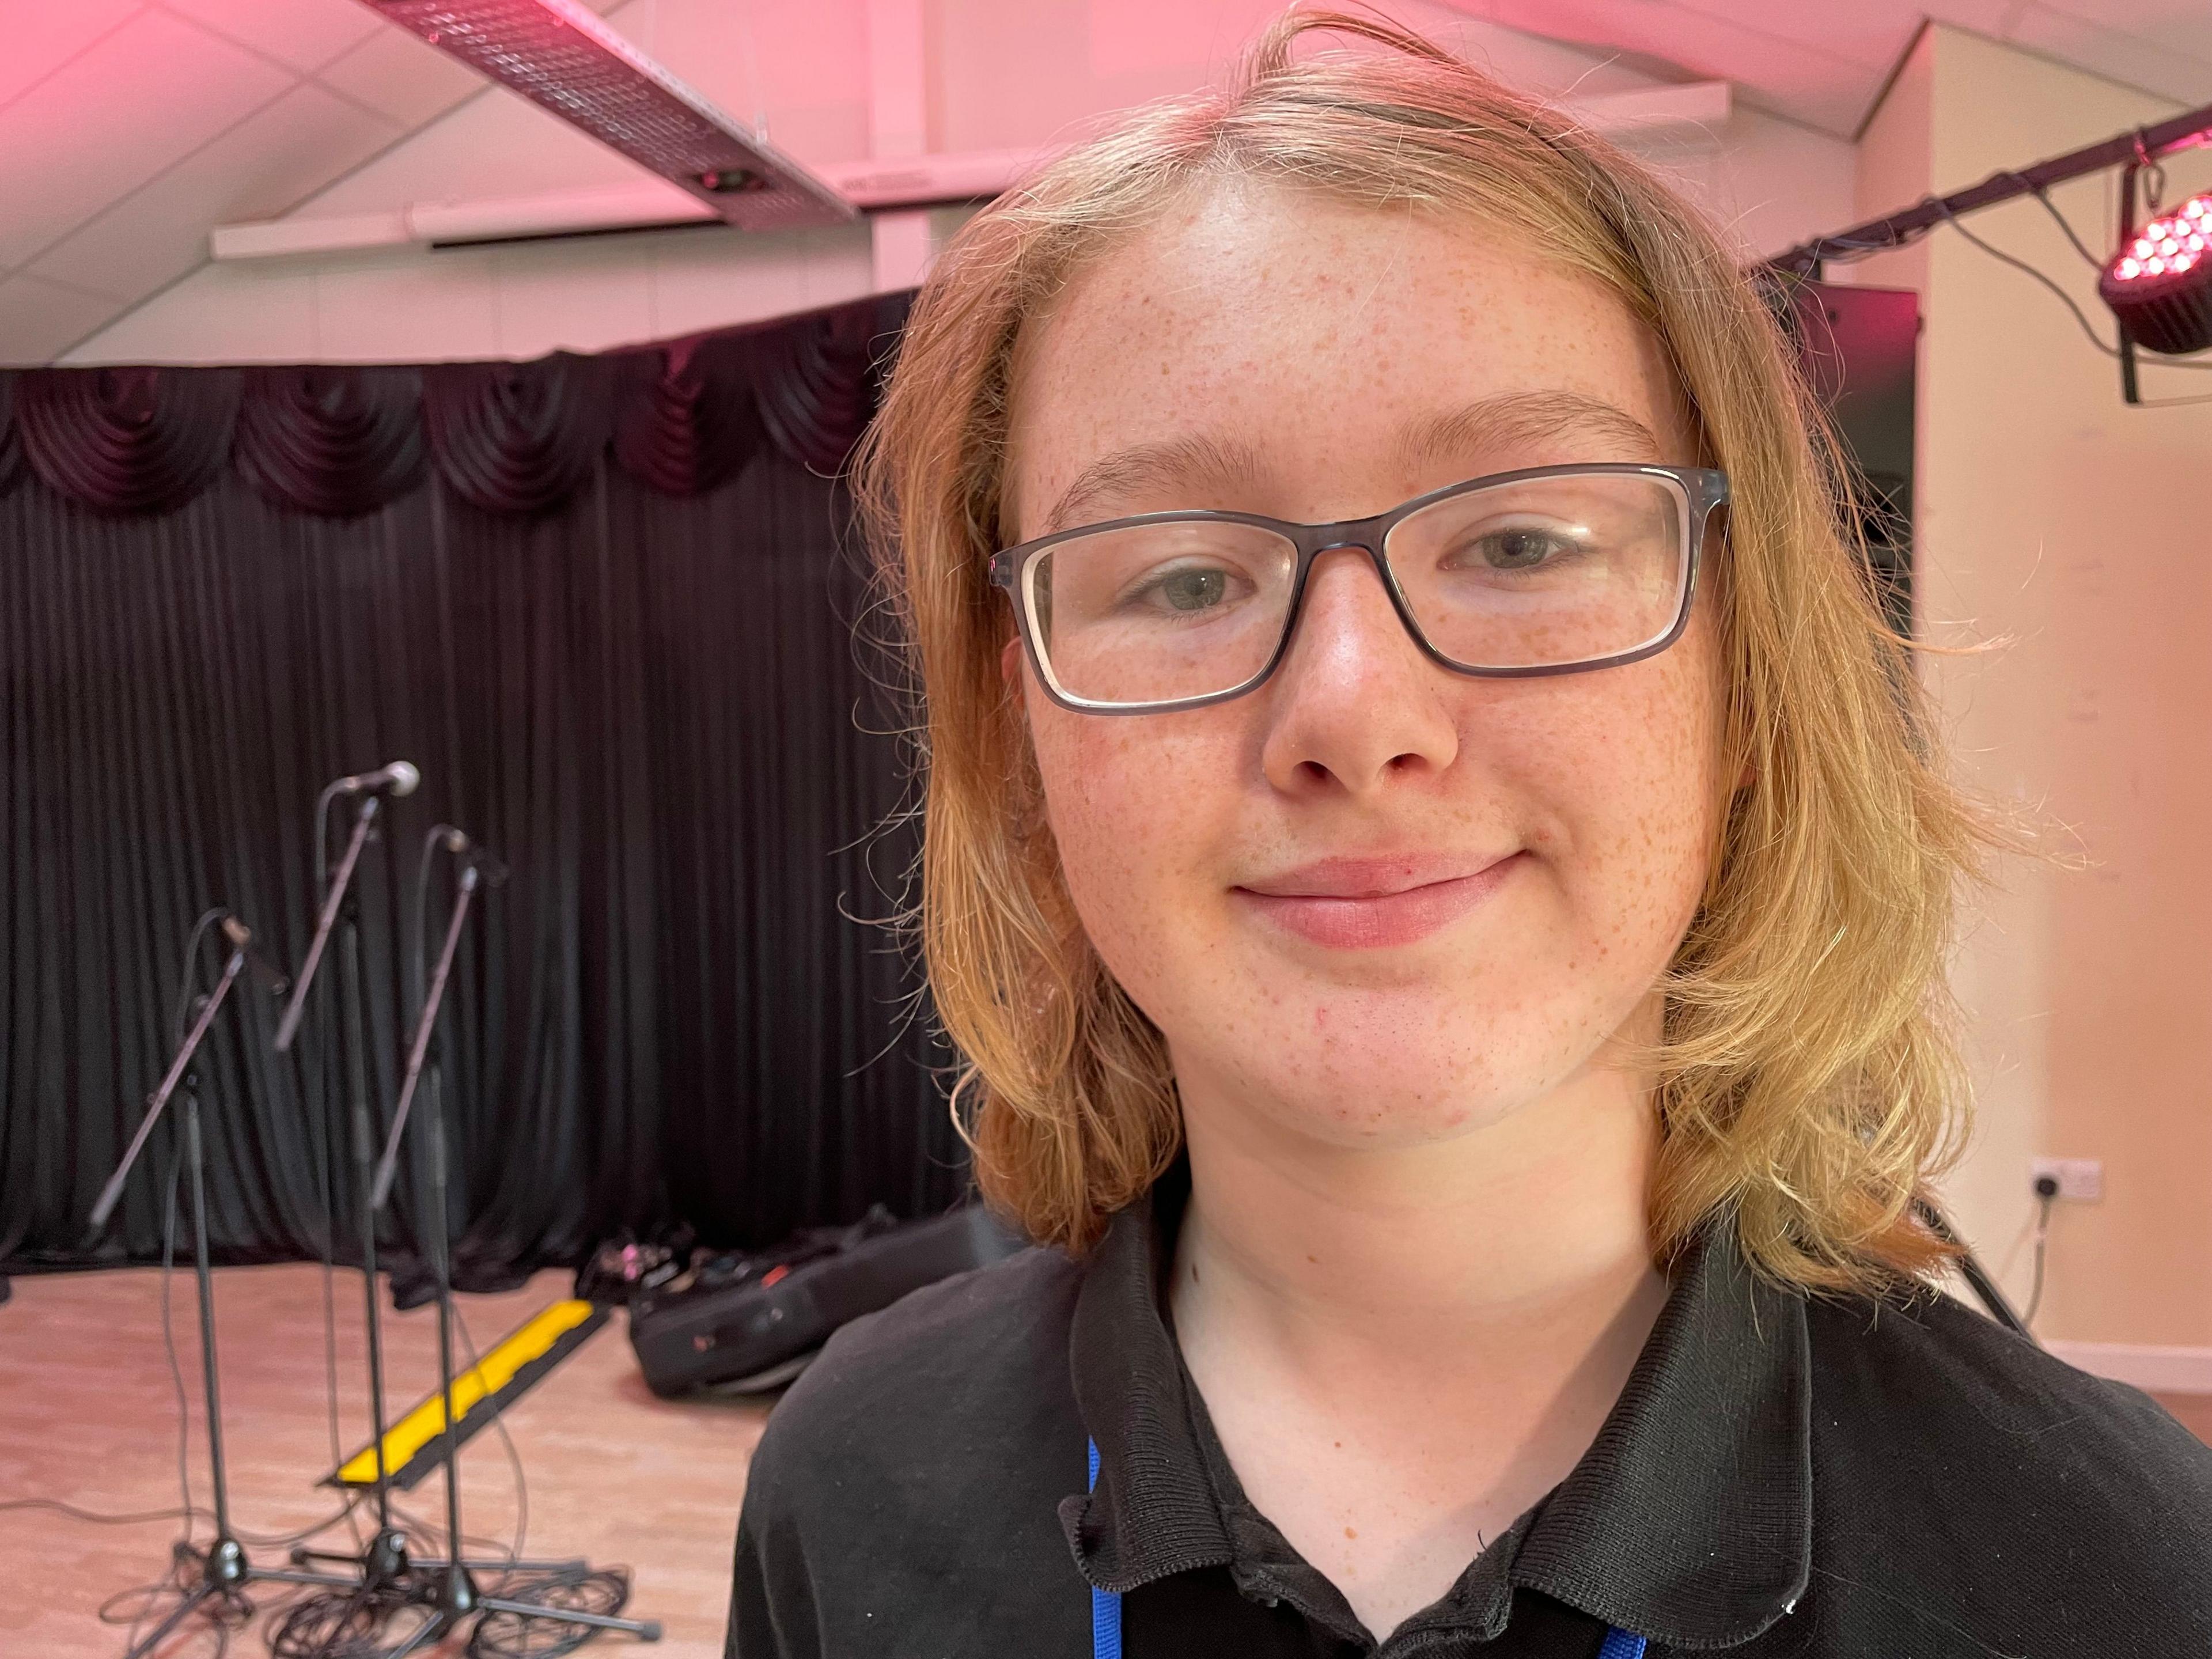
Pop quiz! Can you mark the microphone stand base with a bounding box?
[289,1521,415,1589]
[119,1534,360,1659]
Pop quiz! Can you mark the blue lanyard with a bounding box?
[1085,1440,1646,1659]
[1087,1440,1125,1658]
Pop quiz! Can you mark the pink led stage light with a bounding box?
[2102,191,2212,355]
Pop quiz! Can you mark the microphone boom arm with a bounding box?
[372,864,480,1212]
[92,946,248,1229]
[275,793,380,1054]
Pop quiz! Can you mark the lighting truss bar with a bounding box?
[1770,99,2212,278]
[355,0,855,232]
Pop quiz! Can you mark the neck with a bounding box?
[1161,1031,1671,1641]
[1167,1051,1664,1380]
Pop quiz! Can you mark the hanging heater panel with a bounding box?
[357,0,856,232]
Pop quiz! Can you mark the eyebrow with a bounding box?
[1397,390,1664,474]
[1040,431,1264,537]
[1035,389,1663,538]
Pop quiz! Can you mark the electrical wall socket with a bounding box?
[2031,1157,2103,1202]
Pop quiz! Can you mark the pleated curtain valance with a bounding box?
[0,290,910,519]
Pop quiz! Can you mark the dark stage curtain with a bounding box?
[0,293,967,1279]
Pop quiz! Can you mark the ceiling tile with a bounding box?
[0,272,124,365]
[1631,0,1919,71]
[2005,4,2212,105]
[1480,0,1880,132]
[300,78,639,215]
[0,0,146,111]
[31,84,399,303]
[313,18,487,127]
[2028,0,2212,65]
[1406,6,1679,101]
[648,0,868,154]
[0,9,293,271]
[158,0,386,75]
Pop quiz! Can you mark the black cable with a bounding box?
[266,1580,417,1659]
[2001,170,2107,269]
[228,1491,369,1552]
[450,1298,530,1566]
[148,906,238,1558]
[0,1497,191,1525]
[1935,200,2212,373]
[160,1137,200,1551]
[309,783,370,1556]
[409,823,531,1566]
[389,1501,513,1565]
[16,912,231,1655]
[412,825,454,1020]
[143,906,366,1582]
[2023,1188,2057,1327]
[1937,204,2134,358]
[101,1541,254,1659]
[403,821,535,1566]
[468,1566,632,1659]
[1785,173,2212,393]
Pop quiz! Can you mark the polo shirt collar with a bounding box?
[1060,1168,1812,1649]
[1059,1167,1234,1590]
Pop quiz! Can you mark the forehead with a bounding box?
[1003,180,1690,540]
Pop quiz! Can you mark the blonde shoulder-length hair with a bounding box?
[855,10,1988,1294]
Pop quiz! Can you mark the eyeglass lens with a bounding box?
[1023,472,1691,707]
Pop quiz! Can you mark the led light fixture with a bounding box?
[2101,191,2212,355]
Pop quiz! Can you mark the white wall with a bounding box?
[61,0,1857,365]
[1849,26,2212,1355]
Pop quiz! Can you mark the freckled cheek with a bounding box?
[1500,654,1721,953]
[1029,711,1237,967]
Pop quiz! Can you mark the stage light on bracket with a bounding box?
[2102,190,2212,355]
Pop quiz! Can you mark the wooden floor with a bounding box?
[6,1263,2210,1659]
[0,1263,771,1659]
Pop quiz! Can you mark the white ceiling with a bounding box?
[3,0,2211,365]
[1469,0,2212,137]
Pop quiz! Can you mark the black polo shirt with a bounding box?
[728,1169,2212,1656]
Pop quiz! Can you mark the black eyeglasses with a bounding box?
[988,463,1728,714]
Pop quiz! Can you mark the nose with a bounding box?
[1257,546,1460,797]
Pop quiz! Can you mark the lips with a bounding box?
[1231,852,1523,950]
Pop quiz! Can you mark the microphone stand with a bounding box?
[368,842,661,1654]
[275,789,411,1590]
[90,915,358,1659]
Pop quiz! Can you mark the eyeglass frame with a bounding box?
[987,461,1730,715]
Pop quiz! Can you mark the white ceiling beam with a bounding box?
[206,82,1733,265]
[867,0,933,293]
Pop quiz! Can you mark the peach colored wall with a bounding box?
[1850,26,2212,1348]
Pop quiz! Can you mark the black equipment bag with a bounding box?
[627,1205,1025,1396]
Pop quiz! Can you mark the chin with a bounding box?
[1170,939,1656,1143]
[1211,997,1581,1146]
[1300,1079,1528,1147]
